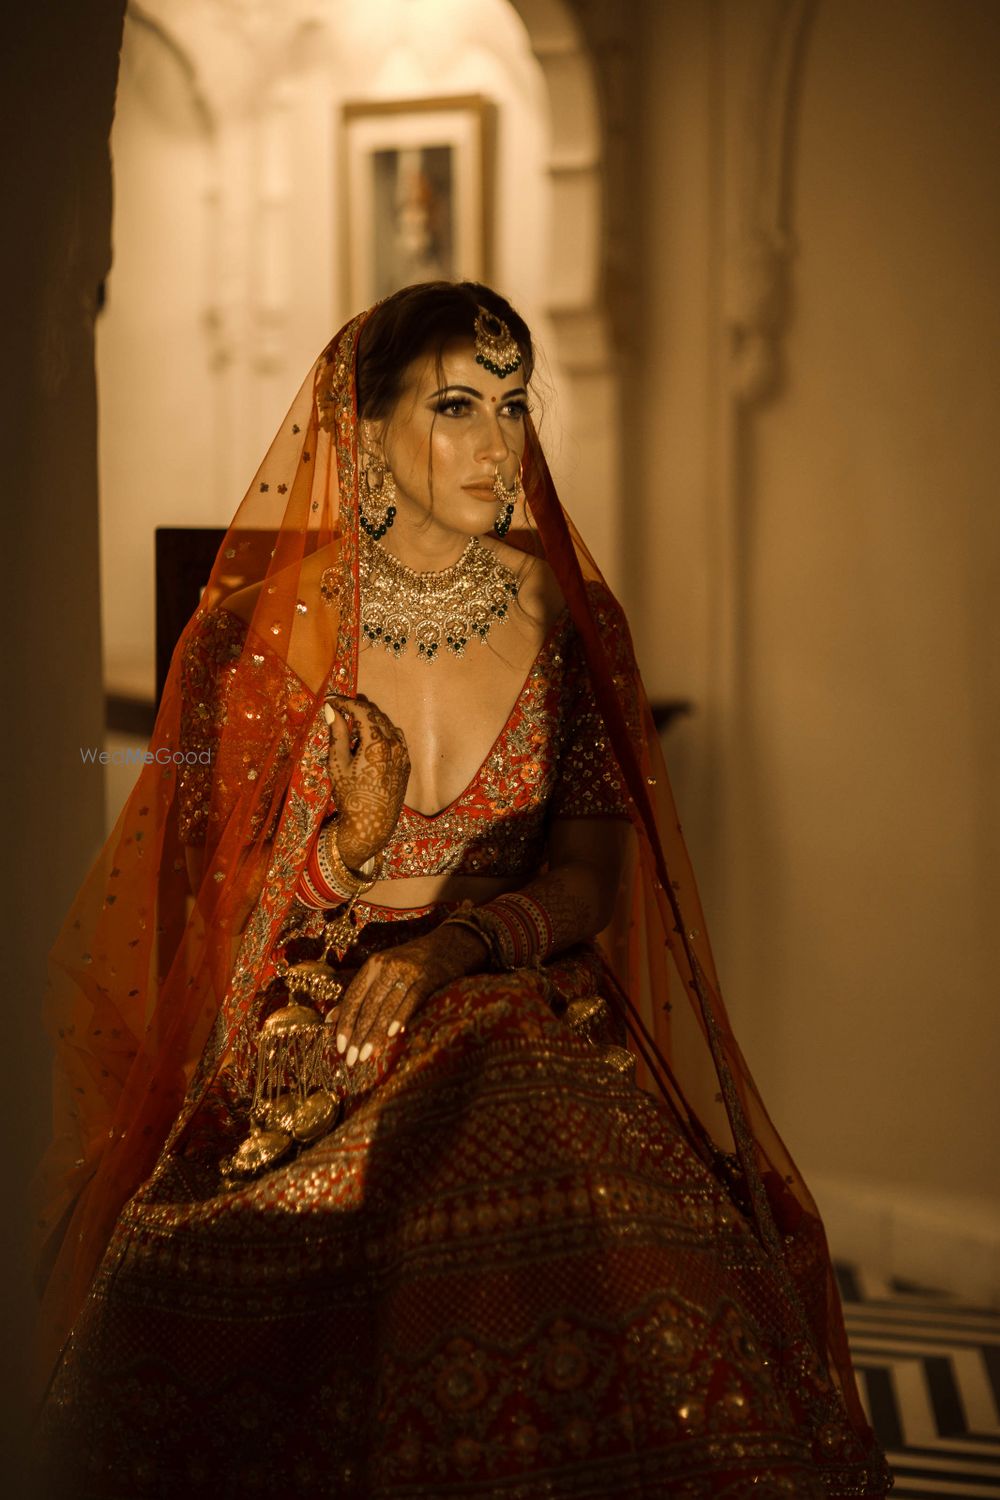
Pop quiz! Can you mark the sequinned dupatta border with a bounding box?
[35,317,363,1390]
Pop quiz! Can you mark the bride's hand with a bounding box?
[335,924,489,1068]
[324,695,410,869]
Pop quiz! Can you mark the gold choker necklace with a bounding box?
[359,534,519,663]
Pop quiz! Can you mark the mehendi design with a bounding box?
[326,696,410,870]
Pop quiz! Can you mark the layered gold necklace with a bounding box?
[359,533,519,662]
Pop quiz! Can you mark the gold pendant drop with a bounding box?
[221,906,362,1182]
[359,533,519,662]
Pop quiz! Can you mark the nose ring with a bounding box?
[493,460,523,505]
[492,460,523,539]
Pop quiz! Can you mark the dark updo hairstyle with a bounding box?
[356,281,534,419]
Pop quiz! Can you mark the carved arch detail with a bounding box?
[725,0,817,404]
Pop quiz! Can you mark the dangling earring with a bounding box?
[360,448,397,541]
[492,461,522,538]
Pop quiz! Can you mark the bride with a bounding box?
[37,281,890,1497]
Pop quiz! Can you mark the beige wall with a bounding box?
[745,0,1000,1193]
[633,0,1000,1293]
[629,0,720,868]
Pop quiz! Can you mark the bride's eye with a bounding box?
[500,399,531,420]
[434,395,473,417]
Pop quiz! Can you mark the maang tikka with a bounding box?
[474,306,522,380]
[359,444,397,541]
[474,306,524,537]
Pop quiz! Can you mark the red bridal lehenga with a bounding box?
[35,307,892,1498]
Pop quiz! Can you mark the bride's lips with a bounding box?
[463,483,497,499]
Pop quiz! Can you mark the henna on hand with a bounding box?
[325,695,409,869]
[335,924,488,1065]
[333,821,628,1068]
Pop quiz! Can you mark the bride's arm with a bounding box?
[334,815,630,1066]
[503,816,631,952]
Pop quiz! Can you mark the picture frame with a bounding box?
[340,95,495,310]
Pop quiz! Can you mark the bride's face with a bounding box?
[373,341,529,543]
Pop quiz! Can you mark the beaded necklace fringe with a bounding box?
[359,533,519,662]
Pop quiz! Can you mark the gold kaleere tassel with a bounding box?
[222,900,364,1181]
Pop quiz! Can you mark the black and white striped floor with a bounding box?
[837,1264,1000,1497]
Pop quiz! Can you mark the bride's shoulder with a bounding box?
[491,544,565,629]
[220,542,339,626]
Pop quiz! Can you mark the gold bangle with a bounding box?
[317,824,381,897]
[439,906,504,969]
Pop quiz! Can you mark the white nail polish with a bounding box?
[323,702,336,724]
[346,1044,359,1068]
[336,1033,347,1055]
[359,1042,373,1062]
[386,1020,401,1038]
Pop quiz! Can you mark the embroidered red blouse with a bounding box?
[178,583,631,882]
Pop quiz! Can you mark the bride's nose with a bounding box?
[475,414,511,465]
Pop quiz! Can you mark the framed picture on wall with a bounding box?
[340,95,495,309]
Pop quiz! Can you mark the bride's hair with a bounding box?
[356,281,535,418]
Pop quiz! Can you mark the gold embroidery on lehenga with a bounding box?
[50,971,882,1495]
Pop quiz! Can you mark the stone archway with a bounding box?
[509,0,622,581]
[101,0,623,679]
